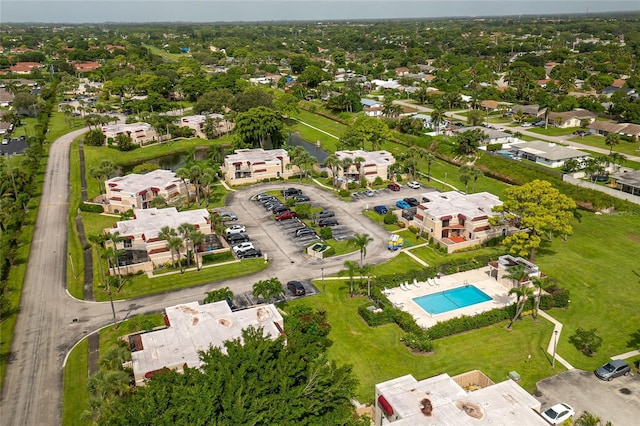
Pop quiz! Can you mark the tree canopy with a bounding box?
[234,106,287,149]
[340,116,392,151]
[492,179,576,261]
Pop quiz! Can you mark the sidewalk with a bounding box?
[537,310,575,370]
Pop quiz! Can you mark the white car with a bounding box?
[407,181,421,189]
[521,122,532,128]
[540,403,574,425]
[225,225,246,235]
[232,242,254,253]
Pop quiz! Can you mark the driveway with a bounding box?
[536,369,640,425]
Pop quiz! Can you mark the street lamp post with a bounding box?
[68,252,76,279]
[552,329,559,368]
[321,267,325,294]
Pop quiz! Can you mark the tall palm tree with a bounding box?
[423,152,435,182]
[324,154,342,189]
[469,167,484,193]
[158,226,178,266]
[344,260,359,296]
[353,156,366,183]
[106,231,124,277]
[175,167,191,206]
[191,230,205,271]
[531,276,546,321]
[178,223,196,267]
[349,232,374,267]
[459,165,473,194]
[507,285,534,329]
[168,236,184,272]
[188,165,203,205]
[502,265,528,289]
[605,133,620,155]
[430,105,444,135]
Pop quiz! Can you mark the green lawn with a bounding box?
[290,109,347,153]
[48,112,85,143]
[534,212,640,370]
[289,281,557,402]
[62,339,90,426]
[528,126,580,137]
[95,258,269,301]
[568,135,640,157]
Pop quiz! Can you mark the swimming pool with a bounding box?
[412,285,492,315]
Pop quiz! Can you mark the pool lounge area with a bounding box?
[385,266,516,329]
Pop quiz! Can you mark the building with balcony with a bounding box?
[101,122,159,145]
[127,300,284,386]
[411,191,504,253]
[104,207,214,274]
[222,148,293,185]
[103,169,188,213]
[333,150,396,188]
[177,113,233,139]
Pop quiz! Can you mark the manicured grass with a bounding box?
[47,112,84,143]
[96,258,269,301]
[324,239,358,256]
[99,314,165,358]
[289,281,557,402]
[62,339,90,426]
[68,138,87,298]
[290,109,347,152]
[568,135,640,157]
[142,43,182,62]
[528,126,579,136]
[368,251,425,276]
[534,211,640,370]
[396,229,426,247]
[9,117,38,138]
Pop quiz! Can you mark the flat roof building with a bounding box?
[222,148,294,185]
[129,301,284,386]
[104,169,188,213]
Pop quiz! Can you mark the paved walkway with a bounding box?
[612,349,640,361]
[291,117,340,139]
[537,310,575,370]
[401,250,429,267]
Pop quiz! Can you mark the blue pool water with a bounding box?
[413,285,492,315]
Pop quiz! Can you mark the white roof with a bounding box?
[419,191,501,220]
[102,121,152,133]
[225,148,289,164]
[109,207,209,239]
[376,373,546,425]
[132,301,283,380]
[179,113,224,125]
[510,141,589,161]
[106,169,183,195]
[335,149,395,166]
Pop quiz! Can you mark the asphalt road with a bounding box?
[0,128,432,424]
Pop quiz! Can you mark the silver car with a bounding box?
[594,359,631,381]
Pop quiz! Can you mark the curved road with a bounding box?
[0,131,410,424]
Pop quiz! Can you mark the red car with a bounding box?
[387,183,401,191]
[275,211,298,221]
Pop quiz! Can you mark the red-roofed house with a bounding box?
[73,61,101,73]
[8,62,43,74]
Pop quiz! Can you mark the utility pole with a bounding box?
[552,329,559,368]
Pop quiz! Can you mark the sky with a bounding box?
[2,1,639,23]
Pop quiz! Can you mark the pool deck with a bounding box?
[386,266,516,329]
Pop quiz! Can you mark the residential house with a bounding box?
[177,113,231,138]
[333,150,396,187]
[610,170,640,197]
[600,86,636,98]
[104,207,213,274]
[72,61,101,73]
[7,62,44,74]
[128,300,284,386]
[411,113,447,132]
[361,98,383,117]
[0,87,15,106]
[410,191,505,253]
[103,169,188,214]
[395,67,410,76]
[222,148,294,185]
[374,372,546,426]
[370,79,404,91]
[587,121,640,140]
[0,121,14,135]
[450,126,513,145]
[509,140,589,168]
[101,122,159,145]
[487,254,542,288]
[510,104,545,118]
[547,109,595,128]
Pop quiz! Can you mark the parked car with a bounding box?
[232,242,254,253]
[293,194,310,202]
[520,122,532,128]
[396,199,411,209]
[403,197,419,207]
[275,211,298,221]
[407,181,421,189]
[225,225,246,235]
[316,210,335,219]
[364,190,375,197]
[287,280,306,296]
[237,248,262,259]
[373,205,388,215]
[295,227,317,237]
[573,130,589,137]
[540,403,574,425]
[594,359,631,381]
[318,218,338,227]
[254,193,275,201]
[226,233,250,244]
[388,182,401,191]
[215,212,237,221]
[271,205,290,214]
[282,188,302,197]
[263,200,282,210]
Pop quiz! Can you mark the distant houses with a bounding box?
[509,140,589,168]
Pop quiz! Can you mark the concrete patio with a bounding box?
[385,266,516,329]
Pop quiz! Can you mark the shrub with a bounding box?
[402,330,434,352]
[358,303,395,326]
[339,189,351,198]
[383,211,398,225]
[539,285,570,310]
[347,182,358,190]
[322,245,336,257]
[79,202,104,213]
[393,310,422,333]
[408,226,420,234]
[569,327,603,356]
[318,227,333,240]
[373,176,383,186]
[426,307,514,339]
[486,143,502,152]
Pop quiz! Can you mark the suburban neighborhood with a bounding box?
[0,9,639,426]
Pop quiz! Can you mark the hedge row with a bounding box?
[79,202,104,213]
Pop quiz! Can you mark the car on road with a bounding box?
[407,181,421,189]
[540,403,574,425]
[316,210,335,219]
[226,233,250,244]
[403,197,419,207]
[318,218,338,227]
[275,211,298,221]
[225,225,246,235]
[521,122,532,128]
[287,280,306,296]
[237,248,262,259]
[232,242,254,253]
[396,199,411,209]
[388,182,401,191]
[594,359,631,381]
[373,205,388,215]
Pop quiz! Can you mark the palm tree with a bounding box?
[502,265,528,288]
[423,152,435,181]
[191,230,205,271]
[573,411,610,426]
[188,165,203,204]
[158,226,178,266]
[252,277,284,303]
[175,167,191,206]
[513,109,525,124]
[204,287,234,304]
[353,155,366,183]
[99,343,130,371]
[105,231,124,277]
[507,285,534,329]
[608,152,626,171]
[531,276,546,321]
[178,223,196,267]
[430,105,445,135]
[168,236,184,272]
[360,263,373,297]
[324,154,342,189]
[605,133,620,155]
[344,260,359,296]
[459,165,473,194]
[469,167,484,193]
[349,232,374,267]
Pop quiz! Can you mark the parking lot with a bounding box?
[536,369,640,425]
